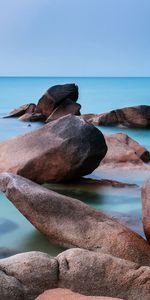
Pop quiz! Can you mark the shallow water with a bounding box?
[0,77,150,256]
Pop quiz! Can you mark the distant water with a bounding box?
[0,77,150,256]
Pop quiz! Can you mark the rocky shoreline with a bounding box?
[0,83,150,300]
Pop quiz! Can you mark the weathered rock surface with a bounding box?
[0,115,107,183]
[106,133,150,162]
[0,251,58,300]
[82,105,150,128]
[46,99,81,122]
[35,83,79,118]
[1,248,150,300]
[98,133,150,170]
[36,288,123,300]
[1,173,150,266]
[5,103,36,118]
[142,177,150,242]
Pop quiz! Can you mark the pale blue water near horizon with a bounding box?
[0,77,150,257]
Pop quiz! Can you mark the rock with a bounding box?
[5,103,36,118]
[107,133,150,163]
[0,251,58,300]
[1,248,150,300]
[57,248,150,300]
[0,115,107,183]
[36,288,123,300]
[46,99,81,122]
[19,113,46,122]
[35,84,79,118]
[47,83,78,103]
[98,133,150,169]
[82,105,150,128]
[142,177,150,242]
[1,173,150,266]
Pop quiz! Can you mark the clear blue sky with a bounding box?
[0,0,150,76]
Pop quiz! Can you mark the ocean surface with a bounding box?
[0,77,150,256]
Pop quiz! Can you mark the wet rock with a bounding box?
[46,99,81,122]
[5,103,36,118]
[0,115,107,183]
[1,173,150,266]
[142,177,150,242]
[36,288,123,300]
[82,105,150,128]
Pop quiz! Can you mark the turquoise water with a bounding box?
[0,77,150,256]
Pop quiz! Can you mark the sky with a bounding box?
[0,0,150,76]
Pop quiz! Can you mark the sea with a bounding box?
[0,77,150,256]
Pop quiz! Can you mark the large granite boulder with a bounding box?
[1,248,150,300]
[0,115,107,183]
[36,289,123,300]
[98,133,150,170]
[1,173,150,266]
[0,251,58,300]
[35,84,79,118]
[82,105,150,128]
[142,177,150,242]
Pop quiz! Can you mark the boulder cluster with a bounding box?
[5,83,81,122]
[1,84,150,300]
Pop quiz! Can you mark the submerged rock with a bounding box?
[1,248,150,300]
[0,247,18,259]
[36,288,123,300]
[82,105,150,128]
[0,115,107,183]
[1,173,150,266]
[142,177,150,242]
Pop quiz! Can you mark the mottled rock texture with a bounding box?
[1,173,150,266]
[0,115,107,183]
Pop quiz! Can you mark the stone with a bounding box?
[98,133,150,170]
[82,105,150,128]
[46,99,81,122]
[4,103,36,118]
[57,248,150,300]
[1,173,150,266]
[35,84,79,118]
[19,113,46,122]
[36,288,123,300]
[107,133,150,162]
[0,115,107,183]
[0,251,58,300]
[1,248,150,300]
[142,177,150,242]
